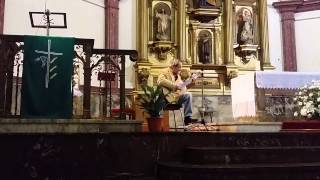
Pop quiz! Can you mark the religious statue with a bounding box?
[238,9,254,45]
[155,8,171,41]
[198,33,212,64]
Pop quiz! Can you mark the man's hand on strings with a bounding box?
[191,72,201,80]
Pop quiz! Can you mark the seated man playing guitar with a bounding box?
[157,59,200,125]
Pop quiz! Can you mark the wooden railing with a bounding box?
[0,34,137,119]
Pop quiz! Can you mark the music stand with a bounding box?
[29,10,67,36]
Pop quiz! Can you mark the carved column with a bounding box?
[214,24,222,65]
[0,0,4,34]
[273,1,301,71]
[224,0,234,65]
[105,0,119,49]
[190,22,200,64]
[178,0,187,63]
[282,11,296,71]
[259,0,274,70]
[136,0,148,62]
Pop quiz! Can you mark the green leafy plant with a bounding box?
[293,80,320,119]
[139,85,167,118]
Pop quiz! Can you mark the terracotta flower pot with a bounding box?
[147,117,163,132]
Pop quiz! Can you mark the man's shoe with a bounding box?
[184,117,198,125]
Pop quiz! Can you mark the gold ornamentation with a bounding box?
[137,68,150,85]
[235,44,258,63]
[150,41,174,60]
[226,70,238,87]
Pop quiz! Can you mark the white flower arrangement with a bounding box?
[293,80,320,119]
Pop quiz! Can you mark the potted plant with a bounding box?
[139,85,167,132]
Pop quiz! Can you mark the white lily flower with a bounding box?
[300,108,307,116]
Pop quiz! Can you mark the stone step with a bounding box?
[183,146,320,164]
[157,161,320,180]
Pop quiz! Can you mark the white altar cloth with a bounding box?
[231,72,256,118]
[231,71,320,118]
[256,71,320,89]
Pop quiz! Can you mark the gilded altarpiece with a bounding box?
[135,0,273,130]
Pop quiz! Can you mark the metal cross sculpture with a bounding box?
[35,39,63,88]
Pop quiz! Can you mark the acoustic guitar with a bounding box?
[164,72,201,103]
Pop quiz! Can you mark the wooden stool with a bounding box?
[164,104,183,130]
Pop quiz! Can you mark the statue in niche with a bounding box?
[237,8,254,45]
[155,8,171,41]
[198,32,212,64]
[198,0,216,7]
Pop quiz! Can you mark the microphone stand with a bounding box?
[200,68,208,131]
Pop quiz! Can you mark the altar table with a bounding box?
[231,71,320,120]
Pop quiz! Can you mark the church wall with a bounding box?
[295,10,320,72]
[3,0,137,88]
[3,0,105,48]
[119,0,136,89]
[267,0,283,71]
[268,1,320,72]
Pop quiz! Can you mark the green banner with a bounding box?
[21,36,75,118]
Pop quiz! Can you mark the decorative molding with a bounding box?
[272,0,320,71]
[297,0,320,13]
[273,0,302,13]
[273,0,320,13]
